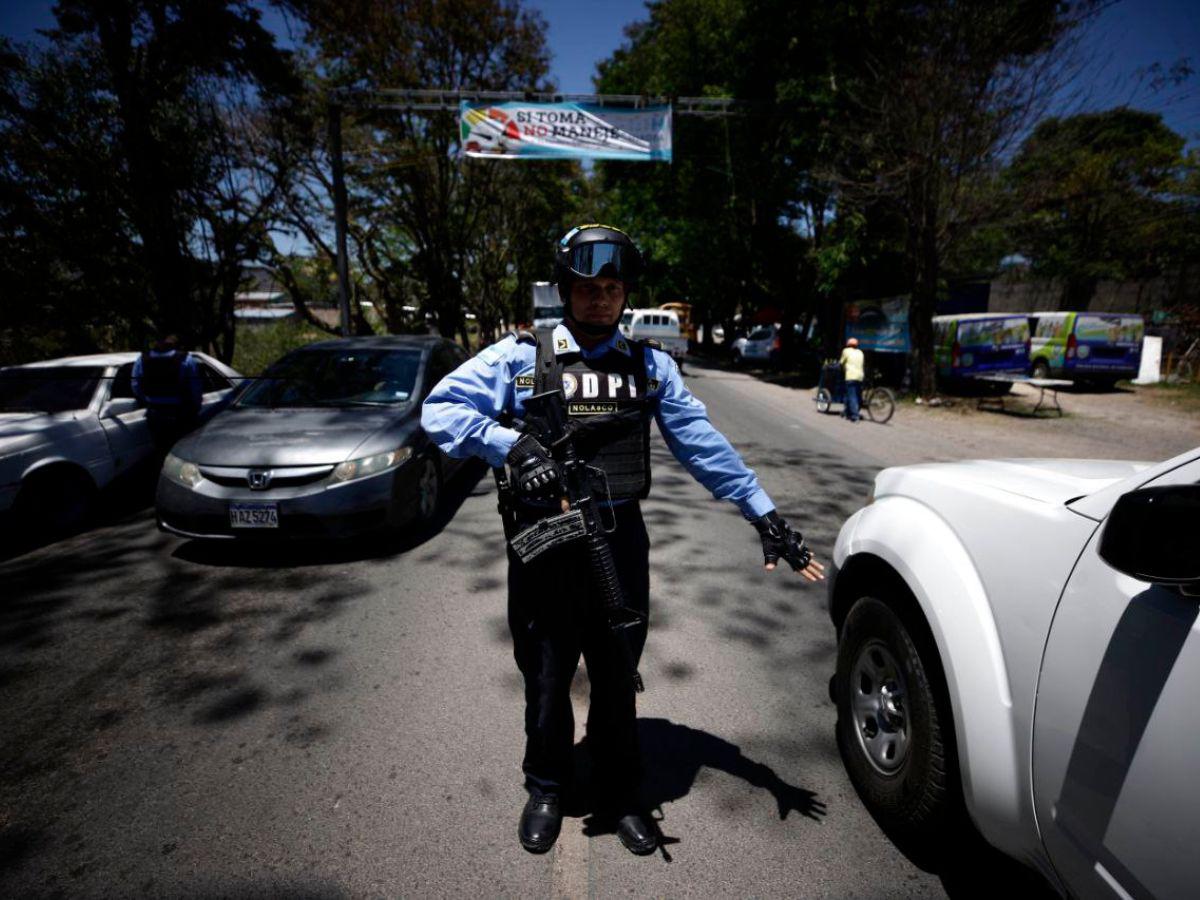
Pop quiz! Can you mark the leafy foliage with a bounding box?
[1007,109,1198,307]
[0,0,299,365]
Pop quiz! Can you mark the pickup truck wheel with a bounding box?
[836,596,952,842]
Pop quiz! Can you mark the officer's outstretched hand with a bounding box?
[506,434,563,499]
[751,511,825,582]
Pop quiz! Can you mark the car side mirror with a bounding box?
[102,397,140,417]
[1099,485,1200,593]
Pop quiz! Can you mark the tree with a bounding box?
[594,0,818,351]
[831,0,1099,395]
[288,0,574,344]
[1007,108,1197,308]
[0,1,299,363]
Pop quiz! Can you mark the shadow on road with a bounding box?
[0,459,493,890]
[0,463,160,565]
[569,717,825,860]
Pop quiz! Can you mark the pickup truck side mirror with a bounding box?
[101,397,140,417]
[1099,485,1200,591]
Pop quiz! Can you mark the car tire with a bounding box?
[835,596,954,843]
[15,467,96,538]
[732,350,743,368]
[412,454,442,528]
[1031,359,1050,380]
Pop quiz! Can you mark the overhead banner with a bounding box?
[459,101,672,162]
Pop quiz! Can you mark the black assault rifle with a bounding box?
[501,381,647,694]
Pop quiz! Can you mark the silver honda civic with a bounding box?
[155,336,472,540]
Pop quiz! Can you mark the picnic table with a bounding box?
[970,373,1072,417]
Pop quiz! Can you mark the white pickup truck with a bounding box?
[829,449,1200,897]
[619,308,688,360]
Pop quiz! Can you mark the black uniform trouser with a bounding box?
[507,501,649,806]
[146,406,199,451]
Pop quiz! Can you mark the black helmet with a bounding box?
[554,224,643,304]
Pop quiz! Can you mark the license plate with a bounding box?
[229,502,278,529]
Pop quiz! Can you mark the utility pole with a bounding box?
[327,102,352,336]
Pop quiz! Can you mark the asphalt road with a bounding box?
[1,363,1042,898]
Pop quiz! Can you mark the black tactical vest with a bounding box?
[534,331,653,501]
[140,350,186,402]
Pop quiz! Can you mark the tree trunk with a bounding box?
[819,291,842,360]
[909,218,940,398]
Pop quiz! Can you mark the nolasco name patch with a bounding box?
[514,374,535,389]
[569,401,619,416]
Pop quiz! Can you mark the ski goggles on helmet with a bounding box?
[560,241,641,283]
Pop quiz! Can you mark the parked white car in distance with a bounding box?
[0,352,239,532]
[619,309,688,360]
[828,449,1200,897]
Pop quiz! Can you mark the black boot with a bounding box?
[615,810,657,855]
[519,795,562,853]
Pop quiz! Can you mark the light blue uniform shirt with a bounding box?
[421,322,775,519]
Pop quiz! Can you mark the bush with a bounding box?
[232,320,331,377]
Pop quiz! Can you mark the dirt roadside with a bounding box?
[706,363,1200,467]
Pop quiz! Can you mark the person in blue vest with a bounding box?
[132,334,203,449]
[421,224,824,856]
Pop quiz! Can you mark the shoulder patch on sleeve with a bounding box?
[642,338,663,350]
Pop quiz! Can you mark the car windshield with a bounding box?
[0,366,104,413]
[237,348,422,409]
[748,327,773,340]
[620,312,634,325]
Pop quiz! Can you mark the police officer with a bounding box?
[132,334,203,450]
[421,224,823,856]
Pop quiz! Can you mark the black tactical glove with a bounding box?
[506,434,563,499]
[751,510,813,571]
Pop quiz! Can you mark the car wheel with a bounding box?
[15,467,96,537]
[835,596,953,842]
[414,455,441,527]
[732,350,743,367]
[1031,359,1050,380]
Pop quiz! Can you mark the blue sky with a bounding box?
[2,0,1196,139]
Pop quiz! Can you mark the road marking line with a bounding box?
[550,668,590,899]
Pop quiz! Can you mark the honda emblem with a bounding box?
[247,469,272,490]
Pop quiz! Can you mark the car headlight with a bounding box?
[329,447,413,484]
[163,453,202,488]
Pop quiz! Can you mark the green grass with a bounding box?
[232,320,332,377]
[1127,379,1200,414]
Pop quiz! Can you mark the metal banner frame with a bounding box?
[325,90,742,335]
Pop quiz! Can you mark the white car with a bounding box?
[731,324,777,365]
[829,449,1200,898]
[0,352,240,533]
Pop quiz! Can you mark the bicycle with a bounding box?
[815,364,896,424]
[1168,338,1198,384]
